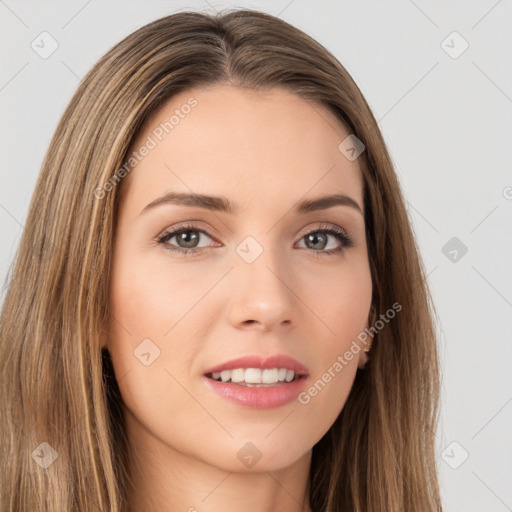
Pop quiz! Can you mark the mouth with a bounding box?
[202,354,309,409]
[205,367,304,387]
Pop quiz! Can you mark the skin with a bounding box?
[107,84,373,512]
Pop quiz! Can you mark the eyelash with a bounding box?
[156,222,354,257]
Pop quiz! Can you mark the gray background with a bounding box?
[1,1,511,510]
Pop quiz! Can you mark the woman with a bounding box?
[0,8,442,512]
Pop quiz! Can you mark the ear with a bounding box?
[357,348,369,368]
[357,306,377,369]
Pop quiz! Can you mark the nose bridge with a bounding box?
[230,232,296,328]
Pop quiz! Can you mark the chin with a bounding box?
[189,431,314,474]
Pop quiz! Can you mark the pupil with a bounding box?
[307,233,326,250]
[179,231,198,248]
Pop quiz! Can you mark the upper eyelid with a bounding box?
[157,222,350,244]
[157,221,219,242]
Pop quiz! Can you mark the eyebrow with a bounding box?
[139,192,363,217]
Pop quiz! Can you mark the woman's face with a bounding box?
[108,84,372,473]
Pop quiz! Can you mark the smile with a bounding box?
[207,367,300,386]
[202,354,309,408]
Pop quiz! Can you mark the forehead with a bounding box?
[120,84,364,215]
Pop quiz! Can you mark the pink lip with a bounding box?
[203,376,308,409]
[203,354,309,376]
[202,354,309,409]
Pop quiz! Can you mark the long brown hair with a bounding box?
[0,8,442,511]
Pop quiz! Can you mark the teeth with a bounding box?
[262,368,278,384]
[245,368,261,383]
[231,368,245,383]
[209,367,298,384]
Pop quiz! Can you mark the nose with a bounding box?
[227,243,297,332]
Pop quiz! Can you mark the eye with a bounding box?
[296,223,354,255]
[156,222,219,256]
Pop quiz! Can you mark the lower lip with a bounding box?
[202,375,308,409]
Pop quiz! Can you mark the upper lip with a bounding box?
[203,354,309,376]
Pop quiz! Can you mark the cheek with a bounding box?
[107,255,207,447]
[295,259,371,415]
[109,249,213,343]
[310,256,373,345]
[107,246,216,405]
